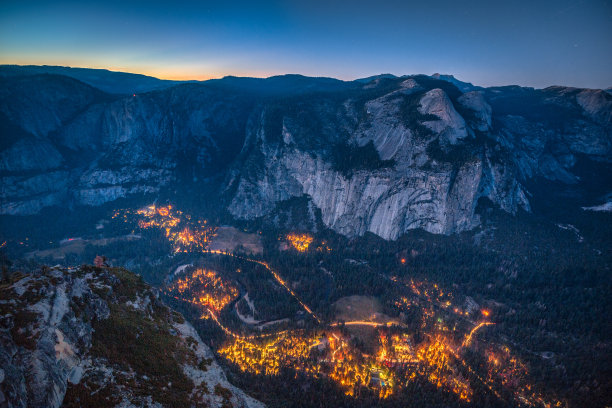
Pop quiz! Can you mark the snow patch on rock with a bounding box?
[582,201,612,212]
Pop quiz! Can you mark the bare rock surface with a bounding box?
[0,266,264,408]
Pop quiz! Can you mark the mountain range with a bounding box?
[1,65,611,240]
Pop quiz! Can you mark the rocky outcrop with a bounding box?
[575,89,612,126]
[419,88,468,145]
[75,167,174,206]
[458,91,492,132]
[0,171,69,215]
[0,266,264,408]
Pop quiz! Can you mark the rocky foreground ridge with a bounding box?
[0,265,264,408]
[1,67,611,239]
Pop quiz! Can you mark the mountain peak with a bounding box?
[354,73,398,83]
[431,73,479,92]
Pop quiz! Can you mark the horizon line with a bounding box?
[1,63,610,91]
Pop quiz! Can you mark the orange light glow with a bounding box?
[111,203,562,407]
[166,268,238,314]
[286,233,314,252]
[120,204,217,252]
[219,330,395,398]
[462,321,495,348]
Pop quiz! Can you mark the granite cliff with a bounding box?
[226,77,610,238]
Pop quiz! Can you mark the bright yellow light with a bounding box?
[286,233,314,252]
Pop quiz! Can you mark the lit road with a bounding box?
[462,321,494,348]
[206,250,321,323]
[330,321,402,328]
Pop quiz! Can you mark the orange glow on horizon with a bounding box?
[0,59,286,82]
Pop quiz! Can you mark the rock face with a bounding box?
[0,74,253,215]
[458,91,492,132]
[0,266,264,408]
[227,77,607,239]
[1,68,611,240]
[418,88,468,145]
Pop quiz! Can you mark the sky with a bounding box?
[1,0,611,88]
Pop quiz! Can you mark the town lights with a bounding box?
[286,233,314,252]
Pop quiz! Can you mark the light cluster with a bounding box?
[286,233,314,252]
[219,331,396,398]
[482,346,562,407]
[219,333,315,376]
[415,335,473,401]
[115,205,217,253]
[210,270,558,406]
[110,204,561,407]
[215,273,557,406]
[217,318,560,404]
[166,268,238,313]
[315,240,332,252]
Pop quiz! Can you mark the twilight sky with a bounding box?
[1,0,611,88]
